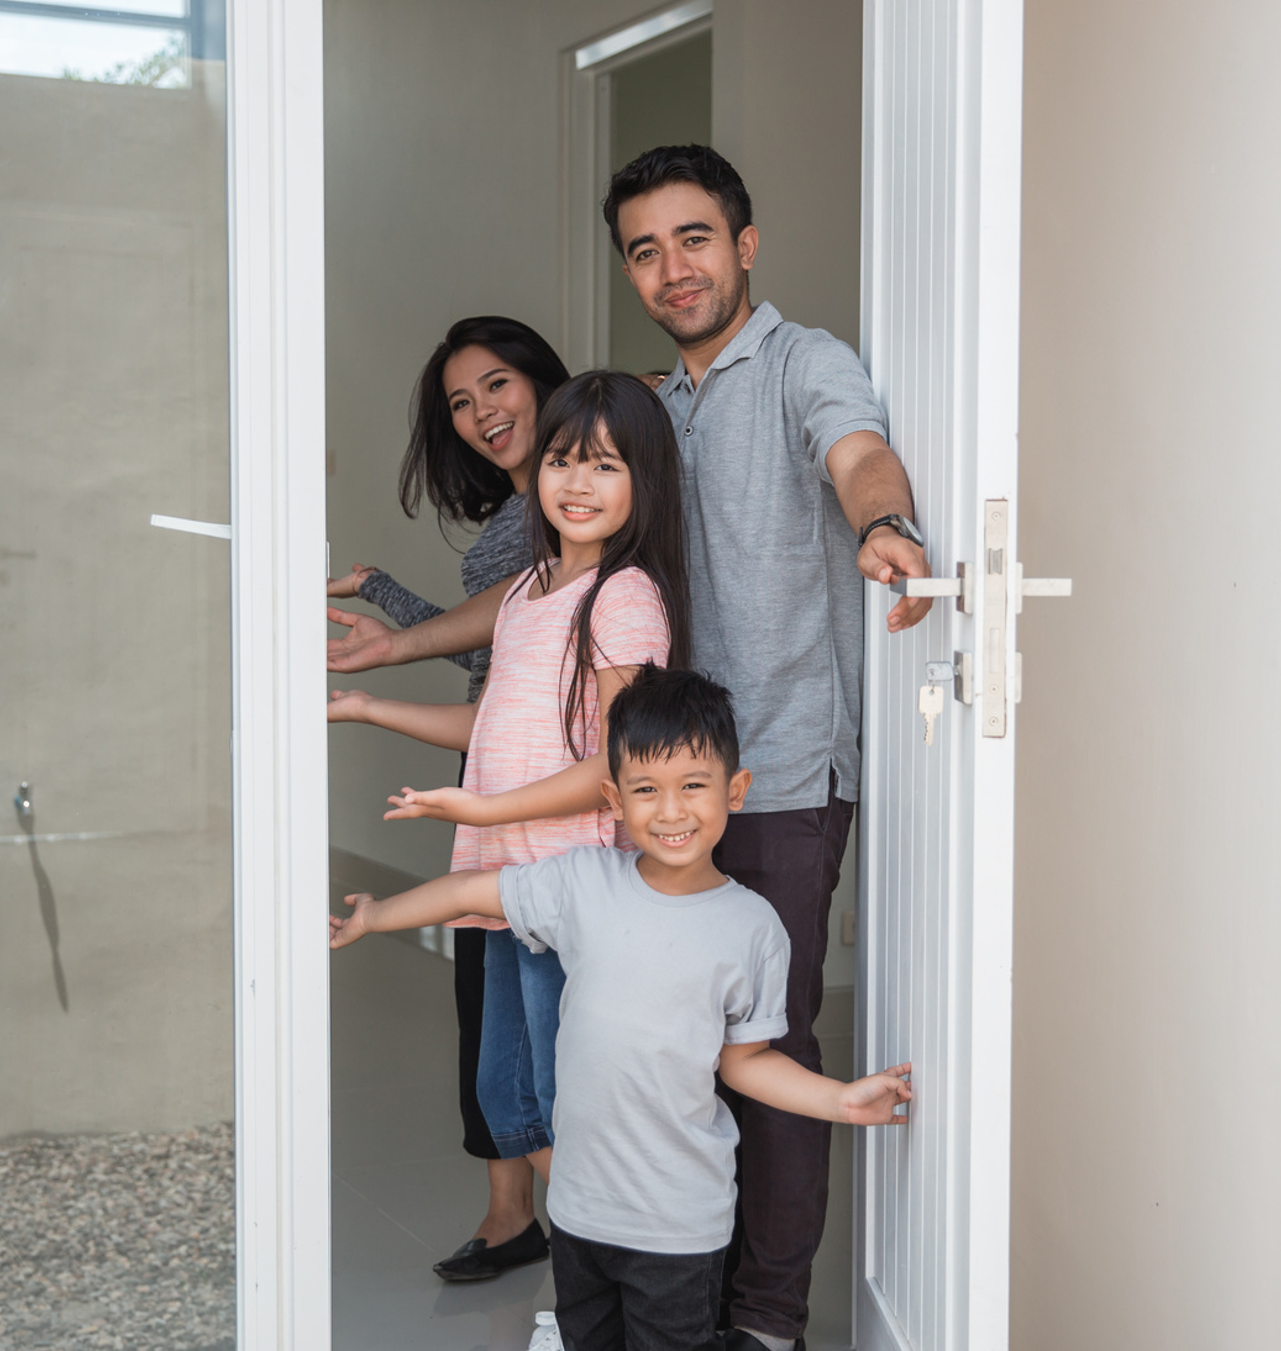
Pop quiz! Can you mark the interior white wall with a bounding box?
[325,0,651,881]
[1013,1,1281,1344]
[712,0,863,347]
[325,0,865,987]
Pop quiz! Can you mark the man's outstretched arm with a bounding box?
[826,429,932,633]
[327,573,516,673]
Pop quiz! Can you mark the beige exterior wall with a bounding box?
[1013,1,1281,1344]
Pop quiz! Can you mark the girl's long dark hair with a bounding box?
[524,371,692,759]
[399,316,570,524]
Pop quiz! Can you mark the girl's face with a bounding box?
[442,344,540,490]
[538,428,634,557]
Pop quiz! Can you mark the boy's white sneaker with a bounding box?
[527,1310,563,1350]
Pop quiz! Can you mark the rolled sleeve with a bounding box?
[784,330,888,485]
[498,857,565,954]
[723,941,790,1044]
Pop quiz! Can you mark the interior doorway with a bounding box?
[323,4,865,1348]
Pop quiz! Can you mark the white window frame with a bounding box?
[227,0,331,1345]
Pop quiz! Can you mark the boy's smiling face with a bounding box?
[602,744,751,895]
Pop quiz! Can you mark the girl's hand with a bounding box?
[327,563,378,599]
[327,688,375,722]
[836,1062,912,1125]
[330,892,377,949]
[384,786,495,826]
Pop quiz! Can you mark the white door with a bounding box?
[856,2,1064,1347]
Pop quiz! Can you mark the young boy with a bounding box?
[330,665,911,1351]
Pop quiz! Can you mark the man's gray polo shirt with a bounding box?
[657,301,888,813]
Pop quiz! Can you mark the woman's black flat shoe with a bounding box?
[432,1219,549,1282]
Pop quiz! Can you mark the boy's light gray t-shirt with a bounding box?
[657,302,889,811]
[500,846,790,1254]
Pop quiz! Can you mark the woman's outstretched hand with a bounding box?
[327,688,375,722]
[330,892,377,950]
[836,1062,912,1126]
[327,563,378,599]
[328,607,398,672]
[385,786,494,827]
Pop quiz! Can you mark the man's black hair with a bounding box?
[607,664,740,780]
[602,144,754,256]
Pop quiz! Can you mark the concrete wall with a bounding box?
[1012,1,1281,1344]
[0,65,233,1135]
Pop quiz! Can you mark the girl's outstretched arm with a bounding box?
[326,688,477,751]
[329,869,504,949]
[718,1044,912,1126]
[384,664,637,826]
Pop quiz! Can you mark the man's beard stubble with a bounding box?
[647,268,749,348]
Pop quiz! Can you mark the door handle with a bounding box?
[888,502,1072,732]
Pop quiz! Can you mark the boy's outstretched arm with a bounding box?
[329,870,503,949]
[718,1043,912,1126]
[326,688,477,751]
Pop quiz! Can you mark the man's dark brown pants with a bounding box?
[713,777,855,1342]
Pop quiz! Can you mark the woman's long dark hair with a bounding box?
[524,371,692,760]
[399,316,570,523]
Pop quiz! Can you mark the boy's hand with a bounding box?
[837,1062,912,1125]
[327,688,375,722]
[385,786,494,826]
[330,892,378,949]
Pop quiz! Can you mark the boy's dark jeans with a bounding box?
[713,777,856,1341]
[551,1224,724,1351]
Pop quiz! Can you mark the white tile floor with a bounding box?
[331,931,856,1351]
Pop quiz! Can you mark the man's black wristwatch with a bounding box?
[858,513,924,550]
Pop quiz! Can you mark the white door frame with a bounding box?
[856,1,1025,1347]
[227,0,331,1345]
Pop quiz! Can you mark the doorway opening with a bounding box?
[324,4,864,1348]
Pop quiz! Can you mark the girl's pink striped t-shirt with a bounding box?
[449,564,670,921]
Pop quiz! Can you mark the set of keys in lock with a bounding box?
[917,661,954,745]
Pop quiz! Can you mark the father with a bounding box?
[602,145,930,1351]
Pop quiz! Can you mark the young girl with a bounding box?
[328,370,690,1194]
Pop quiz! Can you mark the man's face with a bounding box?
[617,181,758,347]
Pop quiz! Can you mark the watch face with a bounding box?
[898,515,924,547]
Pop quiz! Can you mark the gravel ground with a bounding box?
[0,1122,235,1351]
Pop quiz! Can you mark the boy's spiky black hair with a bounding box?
[607,664,740,780]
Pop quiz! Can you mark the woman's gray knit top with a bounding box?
[357,492,532,702]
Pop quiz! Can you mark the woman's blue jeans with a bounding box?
[476,929,565,1158]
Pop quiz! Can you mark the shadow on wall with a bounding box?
[14,788,69,1013]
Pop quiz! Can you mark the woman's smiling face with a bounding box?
[442,344,540,489]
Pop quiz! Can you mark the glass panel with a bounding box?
[0,4,193,85]
[0,12,234,1351]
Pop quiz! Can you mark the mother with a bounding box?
[327,316,569,1281]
